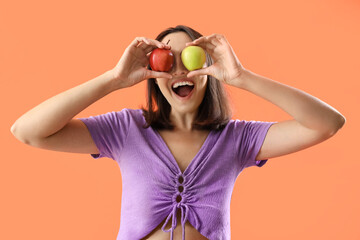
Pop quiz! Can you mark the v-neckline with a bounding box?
[151,128,213,175]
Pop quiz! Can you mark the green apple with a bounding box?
[181,46,206,71]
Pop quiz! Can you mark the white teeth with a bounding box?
[173,81,194,89]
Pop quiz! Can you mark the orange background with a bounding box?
[1,0,359,239]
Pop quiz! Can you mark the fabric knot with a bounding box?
[161,203,189,240]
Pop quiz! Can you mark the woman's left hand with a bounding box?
[186,34,245,86]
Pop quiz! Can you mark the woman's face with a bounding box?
[155,31,208,115]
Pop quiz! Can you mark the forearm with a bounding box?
[233,69,346,133]
[11,70,117,140]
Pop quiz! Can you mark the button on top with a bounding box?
[178,176,184,184]
[178,186,184,192]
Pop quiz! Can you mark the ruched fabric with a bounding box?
[78,108,277,240]
[160,173,193,240]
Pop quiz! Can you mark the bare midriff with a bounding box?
[140,210,209,240]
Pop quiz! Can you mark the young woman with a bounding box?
[11,25,345,240]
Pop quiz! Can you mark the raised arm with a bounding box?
[10,37,173,154]
[235,69,345,160]
[186,33,346,161]
[10,70,117,153]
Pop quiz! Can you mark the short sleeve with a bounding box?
[77,108,131,160]
[233,120,277,169]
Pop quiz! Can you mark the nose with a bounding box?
[171,56,189,77]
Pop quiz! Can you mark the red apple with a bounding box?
[149,48,174,72]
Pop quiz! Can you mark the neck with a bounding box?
[170,109,198,132]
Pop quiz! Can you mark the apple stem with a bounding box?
[166,39,170,45]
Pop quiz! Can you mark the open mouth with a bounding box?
[171,78,195,99]
[172,85,194,98]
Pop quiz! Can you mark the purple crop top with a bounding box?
[78,108,277,240]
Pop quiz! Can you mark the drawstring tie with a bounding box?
[161,203,189,240]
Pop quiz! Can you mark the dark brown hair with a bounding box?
[140,25,233,131]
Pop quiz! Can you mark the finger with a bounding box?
[132,37,170,51]
[185,36,205,47]
[188,33,224,46]
[139,38,153,50]
[187,66,212,78]
[144,45,171,57]
[131,37,148,48]
[191,36,206,44]
[145,38,172,49]
[209,35,221,46]
[186,37,216,53]
[186,42,215,55]
[145,70,173,79]
[142,42,163,51]
[215,34,228,43]
[207,33,227,43]
[145,44,170,55]
[144,40,171,53]
[144,45,157,53]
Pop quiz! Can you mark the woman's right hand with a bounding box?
[110,37,173,89]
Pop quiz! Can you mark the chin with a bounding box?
[171,103,201,114]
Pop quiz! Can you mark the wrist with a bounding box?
[228,68,250,89]
[106,69,123,92]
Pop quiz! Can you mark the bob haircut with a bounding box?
[141,25,233,131]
